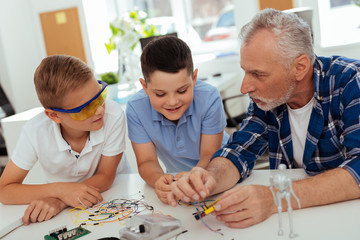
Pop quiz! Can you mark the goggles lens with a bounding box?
[50,80,108,121]
[69,88,107,120]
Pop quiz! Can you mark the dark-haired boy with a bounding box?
[126,36,228,204]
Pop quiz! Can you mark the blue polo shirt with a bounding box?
[126,80,228,173]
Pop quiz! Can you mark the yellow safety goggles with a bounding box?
[50,80,108,121]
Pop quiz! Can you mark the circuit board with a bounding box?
[44,226,90,240]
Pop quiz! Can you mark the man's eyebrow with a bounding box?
[247,69,268,75]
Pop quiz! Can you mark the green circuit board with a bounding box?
[44,226,90,240]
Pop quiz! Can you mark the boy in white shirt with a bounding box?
[0,55,129,224]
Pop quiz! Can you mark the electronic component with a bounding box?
[119,214,183,240]
[193,198,220,220]
[44,225,90,240]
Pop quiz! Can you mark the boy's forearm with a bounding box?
[138,161,165,188]
[82,173,115,192]
[0,183,61,205]
[196,155,212,169]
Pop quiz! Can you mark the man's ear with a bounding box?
[192,68,198,87]
[292,54,311,81]
[44,109,62,124]
[139,78,149,95]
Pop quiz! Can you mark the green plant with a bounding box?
[104,10,159,83]
[105,10,159,55]
[100,72,119,85]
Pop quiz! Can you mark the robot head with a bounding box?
[278,164,286,171]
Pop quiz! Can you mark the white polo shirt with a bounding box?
[12,99,130,183]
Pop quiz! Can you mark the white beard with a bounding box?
[250,79,296,111]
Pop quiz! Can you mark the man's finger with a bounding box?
[215,186,247,212]
[176,175,200,201]
[170,181,192,203]
[188,169,209,199]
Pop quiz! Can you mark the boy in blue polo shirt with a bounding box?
[126,36,228,204]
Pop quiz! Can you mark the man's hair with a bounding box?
[239,8,315,70]
[34,55,94,109]
[140,36,193,83]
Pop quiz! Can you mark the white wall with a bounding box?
[0,0,41,113]
[233,0,360,59]
[0,0,93,113]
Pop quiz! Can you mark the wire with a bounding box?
[193,201,223,236]
[67,193,154,228]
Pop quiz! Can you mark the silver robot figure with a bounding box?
[270,164,301,238]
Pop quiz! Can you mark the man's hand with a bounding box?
[168,167,216,206]
[214,185,276,228]
[22,197,67,225]
[57,182,103,208]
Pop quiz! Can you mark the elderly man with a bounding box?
[168,8,360,228]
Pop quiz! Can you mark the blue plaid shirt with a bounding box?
[212,56,360,185]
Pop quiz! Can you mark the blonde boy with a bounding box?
[0,55,130,224]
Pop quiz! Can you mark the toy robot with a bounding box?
[270,164,301,238]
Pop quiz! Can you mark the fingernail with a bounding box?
[214,204,221,211]
[183,196,190,202]
[192,194,199,200]
[200,191,206,198]
[171,202,177,207]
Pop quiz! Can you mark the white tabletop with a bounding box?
[1,169,359,240]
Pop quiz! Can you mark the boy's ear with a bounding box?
[44,109,62,124]
[192,68,198,86]
[139,78,149,95]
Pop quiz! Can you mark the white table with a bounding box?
[1,169,359,240]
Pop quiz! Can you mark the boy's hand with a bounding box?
[154,174,174,204]
[58,182,103,208]
[168,167,216,206]
[22,197,67,225]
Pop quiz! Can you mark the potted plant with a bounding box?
[100,71,119,99]
[105,10,159,83]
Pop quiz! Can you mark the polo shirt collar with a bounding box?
[52,121,105,153]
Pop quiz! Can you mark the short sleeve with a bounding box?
[126,102,152,144]
[102,104,126,156]
[11,126,38,170]
[201,88,227,135]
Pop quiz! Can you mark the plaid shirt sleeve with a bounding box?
[211,101,269,182]
[323,57,360,185]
